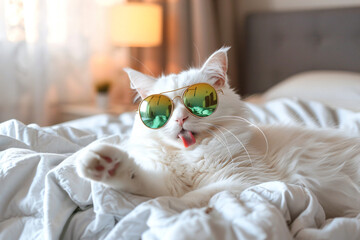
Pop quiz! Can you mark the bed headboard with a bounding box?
[244,7,360,95]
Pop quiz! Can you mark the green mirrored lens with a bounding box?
[139,94,172,129]
[183,83,218,117]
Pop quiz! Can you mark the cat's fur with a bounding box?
[76,48,360,218]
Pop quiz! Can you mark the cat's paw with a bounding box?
[76,143,128,182]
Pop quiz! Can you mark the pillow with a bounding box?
[263,71,360,112]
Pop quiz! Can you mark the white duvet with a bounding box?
[0,98,359,240]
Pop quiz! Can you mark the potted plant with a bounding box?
[95,80,112,109]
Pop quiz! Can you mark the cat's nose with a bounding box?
[176,116,189,127]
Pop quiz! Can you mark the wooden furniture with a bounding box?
[59,103,137,122]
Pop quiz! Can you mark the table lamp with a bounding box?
[107,2,163,104]
[109,2,163,48]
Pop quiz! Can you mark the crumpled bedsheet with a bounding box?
[0,98,359,240]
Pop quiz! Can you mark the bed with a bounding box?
[1,7,360,240]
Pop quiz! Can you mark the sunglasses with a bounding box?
[138,83,222,129]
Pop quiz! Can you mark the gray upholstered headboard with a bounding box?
[244,7,360,95]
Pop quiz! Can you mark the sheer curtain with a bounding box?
[0,0,108,125]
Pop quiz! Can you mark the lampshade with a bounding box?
[109,3,163,47]
[94,0,125,6]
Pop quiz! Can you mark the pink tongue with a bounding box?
[178,130,196,148]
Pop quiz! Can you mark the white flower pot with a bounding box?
[96,93,109,109]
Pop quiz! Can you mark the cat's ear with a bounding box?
[201,47,230,89]
[123,68,156,99]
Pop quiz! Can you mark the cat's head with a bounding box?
[125,47,247,149]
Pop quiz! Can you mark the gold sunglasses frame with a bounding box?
[138,82,223,129]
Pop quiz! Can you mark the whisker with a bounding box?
[205,123,230,145]
[215,125,254,167]
[205,129,233,163]
[203,124,240,166]
[211,116,269,161]
[129,55,155,77]
[200,122,254,167]
[193,42,201,68]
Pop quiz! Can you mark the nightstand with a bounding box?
[59,103,137,122]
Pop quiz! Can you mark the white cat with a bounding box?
[76,48,360,218]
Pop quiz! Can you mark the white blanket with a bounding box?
[0,98,359,240]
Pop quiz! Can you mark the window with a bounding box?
[5,0,25,42]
